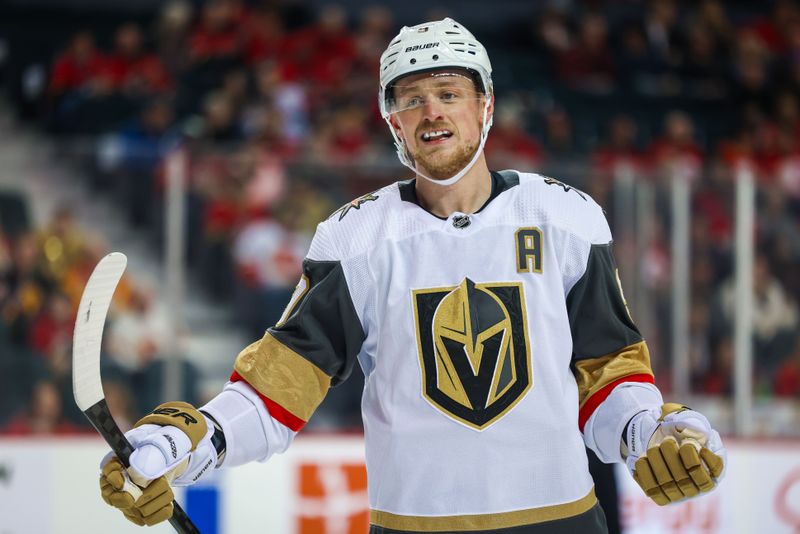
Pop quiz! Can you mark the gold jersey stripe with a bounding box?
[233,333,331,422]
[574,341,654,408]
[370,489,597,532]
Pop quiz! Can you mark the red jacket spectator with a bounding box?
[282,6,356,86]
[485,103,543,171]
[648,111,705,182]
[591,115,649,181]
[557,13,616,93]
[49,32,108,95]
[189,0,244,62]
[243,8,286,65]
[104,23,172,93]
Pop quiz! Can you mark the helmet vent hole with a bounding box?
[432,54,439,60]
[410,58,417,64]
[467,51,476,55]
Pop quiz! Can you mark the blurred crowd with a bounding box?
[2,0,800,434]
[0,205,200,434]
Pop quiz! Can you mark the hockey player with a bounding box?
[99,18,726,533]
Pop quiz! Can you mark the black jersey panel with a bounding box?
[566,243,642,362]
[268,258,365,386]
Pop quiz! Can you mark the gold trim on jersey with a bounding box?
[233,333,331,421]
[573,341,654,407]
[370,488,597,531]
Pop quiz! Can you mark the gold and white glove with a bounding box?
[623,403,726,506]
[99,401,218,526]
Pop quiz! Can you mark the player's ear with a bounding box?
[485,93,495,124]
[388,114,406,142]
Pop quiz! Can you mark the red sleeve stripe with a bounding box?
[230,371,307,432]
[578,373,655,432]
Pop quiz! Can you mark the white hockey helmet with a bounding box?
[379,18,494,186]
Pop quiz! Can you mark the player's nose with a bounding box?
[421,97,445,122]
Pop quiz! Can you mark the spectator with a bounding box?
[107,286,172,374]
[679,22,727,99]
[711,255,799,375]
[537,8,571,56]
[233,197,312,338]
[1,380,85,435]
[244,60,308,148]
[98,98,177,227]
[154,0,194,75]
[282,4,355,89]
[542,107,574,157]
[36,205,88,283]
[27,291,73,357]
[557,12,616,94]
[696,0,735,51]
[730,29,774,114]
[1,232,51,347]
[195,91,241,143]
[592,115,646,184]
[746,0,800,56]
[104,23,172,96]
[615,22,668,95]
[243,5,286,66]
[643,0,683,69]
[189,0,243,63]
[48,31,108,99]
[485,99,543,171]
[648,111,704,182]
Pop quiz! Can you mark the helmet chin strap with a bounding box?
[392,97,492,187]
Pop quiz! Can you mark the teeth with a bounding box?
[422,130,452,141]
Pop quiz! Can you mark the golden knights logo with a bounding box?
[412,279,532,430]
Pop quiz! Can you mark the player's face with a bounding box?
[389,71,491,180]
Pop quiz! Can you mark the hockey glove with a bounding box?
[623,403,726,506]
[99,401,218,526]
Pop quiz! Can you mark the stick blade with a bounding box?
[72,252,128,411]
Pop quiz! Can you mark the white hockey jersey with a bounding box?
[227,170,658,533]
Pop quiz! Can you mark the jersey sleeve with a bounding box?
[229,221,366,432]
[566,204,662,462]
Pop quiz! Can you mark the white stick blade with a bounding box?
[72,252,128,411]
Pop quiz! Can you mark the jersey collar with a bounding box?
[398,170,520,220]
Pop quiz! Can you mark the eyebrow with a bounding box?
[395,78,472,96]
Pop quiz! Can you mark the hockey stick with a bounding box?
[72,252,200,534]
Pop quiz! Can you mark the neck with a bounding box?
[414,153,492,218]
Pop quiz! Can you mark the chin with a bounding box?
[414,148,477,180]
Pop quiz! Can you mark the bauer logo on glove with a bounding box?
[98,401,219,527]
[623,403,726,506]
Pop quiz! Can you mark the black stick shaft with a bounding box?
[85,399,201,534]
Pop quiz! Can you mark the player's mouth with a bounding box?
[420,129,454,144]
